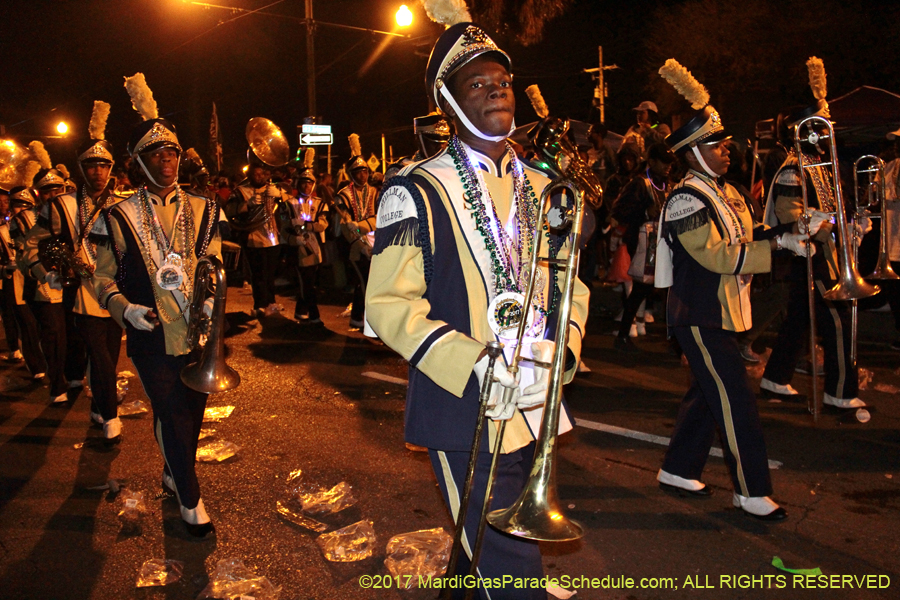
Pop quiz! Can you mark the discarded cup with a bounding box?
[856,408,871,423]
[203,405,236,422]
[136,558,184,587]
[384,528,452,588]
[196,440,241,462]
[299,481,356,515]
[197,558,281,600]
[316,520,376,562]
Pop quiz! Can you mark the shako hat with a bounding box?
[345,133,367,172]
[124,73,181,157]
[658,59,730,155]
[422,1,514,143]
[28,141,66,189]
[298,148,316,182]
[78,101,114,164]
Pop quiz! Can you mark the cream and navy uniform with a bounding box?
[657,170,787,498]
[11,205,69,396]
[335,182,377,324]
[366,141,588,595]
[25,188,124,422]
[227,182,291,310]
[93,187,222,508]
[880,158,900,337]
[281,193,329,321]
[761,151,857,400]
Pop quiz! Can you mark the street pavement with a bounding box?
[0,280,897,600]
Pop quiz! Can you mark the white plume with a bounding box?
[56,164,70,179]
[658,59,710,110]
[88,101,111,140]
[525,85,550,118]
[303,147,315,169]
[348,133,362,157]
[29,141,52,170]
[422,0,471,27]
[22,161,41,188]
[806,57,827,101]
[124,73,159,121]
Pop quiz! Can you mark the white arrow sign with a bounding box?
[299,133,333,146]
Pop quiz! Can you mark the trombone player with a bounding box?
[92,74,224,538]
[760,70,871,410]
[366,12,588,598]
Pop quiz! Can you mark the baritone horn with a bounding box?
[181,255,241,393]
[853,155,899,281]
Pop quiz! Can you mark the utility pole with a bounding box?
[583,46,618,123]
[305,0,316,119]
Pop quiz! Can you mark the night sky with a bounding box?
[4,0,899,174]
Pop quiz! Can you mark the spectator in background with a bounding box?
[587,122,617,185]
[622,101,672,159]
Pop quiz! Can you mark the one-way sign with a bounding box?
[299,133,333,145]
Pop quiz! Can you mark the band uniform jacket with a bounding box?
[659,170,788,332]
[226,182,291,248]
[0,222,26,304]
[762,150,839,281]
[9,207,62,304]
[23,189,125,317]
[365,142,589,454]
[335,183,377,262]
[280,194,329,268]
[92,188,222,357]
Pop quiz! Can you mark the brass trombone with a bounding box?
[442,118,588,597]
[794,116,879,421]
[850,156,899,364]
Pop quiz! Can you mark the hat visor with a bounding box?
[698,130,732,146]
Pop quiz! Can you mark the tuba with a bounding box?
[180,256,241,393]
[0,139,33,191]
[228,118,291,232]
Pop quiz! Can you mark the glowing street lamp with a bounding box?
[56,122,69,135]
[395,5,413,27]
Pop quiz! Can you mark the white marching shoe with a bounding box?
[760,378,799,396]
[181,498,215,538]
[102,418,123,446]
[657,469,711,497]
[733,493,787,521]
[823,393,865,409]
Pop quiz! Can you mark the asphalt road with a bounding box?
[0,280,897,600]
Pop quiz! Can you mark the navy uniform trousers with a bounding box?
[132,353,208,509]
[663,326,773,498]
[429,441,544,600]
[75,314,123,422]
[762,278,858,400]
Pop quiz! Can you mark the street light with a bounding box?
[56,122,68,135]
[395,5,413,27]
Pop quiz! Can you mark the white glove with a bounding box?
[202,297,214,318]
[124,303,158,331]
[854,216,873,239]
[778,232,815,257]
[519,340,555,409]
[799,210,830,236]
[473,353,519,421]
[44,271,63,290]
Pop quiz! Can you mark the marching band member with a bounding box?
[11,145,75,404]
[0,185,22,361]
[4,182,47,379]
[226,143,292,318]
[24,101,125,443]
[654,60,813,521]
[282,149,328,324]
[92,74,223,537]
[366,9,588,597]
[759,58,867,409]
[334,134,377,329]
